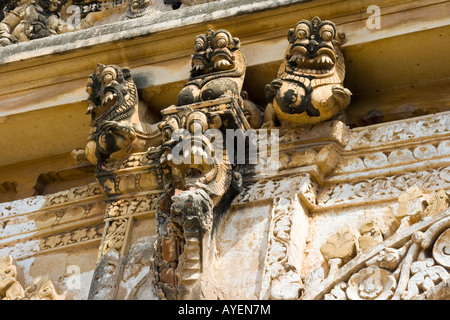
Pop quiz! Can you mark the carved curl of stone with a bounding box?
[0,255,64,300]
[0,0,74,46]
[264,17,351,127]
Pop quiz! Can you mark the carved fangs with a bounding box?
[102,91,117,106]
[192,63,205,71]
[289,52,335,75]
[213,58,232,71]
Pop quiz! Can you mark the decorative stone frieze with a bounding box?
[0,0,74,46]
[1,1,450,301]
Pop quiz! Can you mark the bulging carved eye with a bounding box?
[215,33,228,48]
[102,72,116,85]
[86,78,93,94]
[101,67,117,85]
[163,128,172,141]
[103,74,113,84]
[194,38,205,51]
[320,25,335,41]
[295,23,310,39]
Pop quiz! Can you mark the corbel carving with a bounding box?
[80,64,163,300]
[154,29,261,299]
[83,63,161,168]
[264,17,351,127]
[157,99,244,299]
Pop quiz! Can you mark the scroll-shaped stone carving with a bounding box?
[264,17,351,126]
[84,63,159,167]
[0,255,24,300]
[0,0,73,46]
[0,255,64,300]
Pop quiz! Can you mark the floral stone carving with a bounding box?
[309,189,450,300]
[264,17,351,126]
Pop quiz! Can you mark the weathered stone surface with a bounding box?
[1,0,450,302]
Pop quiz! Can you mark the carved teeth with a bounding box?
[102,91,116,105]
[86,104,94,114]
[214,59,231,68]
[193,63,204,70]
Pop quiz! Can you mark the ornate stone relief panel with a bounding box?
[0,0,213,45]
[304,189,450,300]
[0,182,106,260]
[0,255,64,299]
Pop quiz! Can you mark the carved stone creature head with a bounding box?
[129,0,151,10]
[190,29,241,76]
[177,29,246,105]
[285,17,343,80]
[159,108,232,206]
[265,17,351,126]
[86,63,135,125]
[84,63,138,165]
